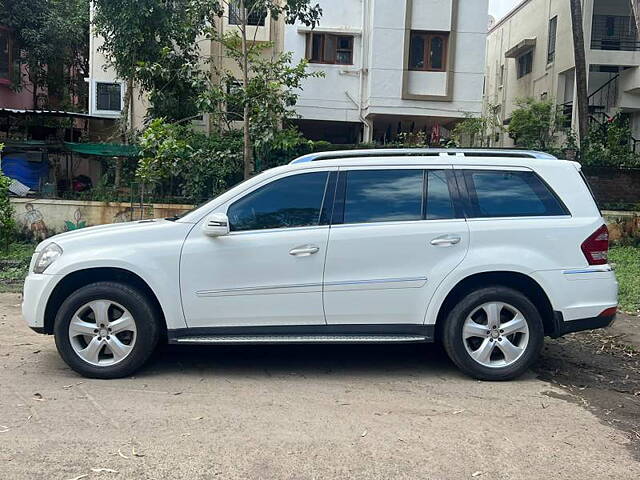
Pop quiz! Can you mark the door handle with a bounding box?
[289,245,320,256]
[430,235,462,246]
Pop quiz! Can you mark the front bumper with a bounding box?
[22,272,62,333]
[548,311,616,338]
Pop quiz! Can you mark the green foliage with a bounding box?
[507,98,568,153]
[137,118,244,202]
[0,0,89,109]
[199,33,324,152]
[609,246,640,314]
[0,143,16,253]
[93,0,218,123]
[451,105,503,148]
[581,113,640,168]
[0,242,35,292]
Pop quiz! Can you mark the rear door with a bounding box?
[322,166,469,325]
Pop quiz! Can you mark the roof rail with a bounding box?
[289,148,558,164]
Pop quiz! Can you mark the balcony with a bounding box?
[591,15,640,51]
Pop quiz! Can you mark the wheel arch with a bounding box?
[433,271,555,340]
[43,267,167,335]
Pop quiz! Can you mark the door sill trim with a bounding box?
[168,324,435,344]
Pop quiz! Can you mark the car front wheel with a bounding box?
[442,286,544,381]
[54,281,160,379]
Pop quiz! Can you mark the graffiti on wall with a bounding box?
[23,203,48,241]
[64,208,87,231]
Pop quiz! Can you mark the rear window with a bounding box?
[464,170,567,218]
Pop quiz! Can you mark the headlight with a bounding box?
[33,243,63,274]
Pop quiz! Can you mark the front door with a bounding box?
[323,166,469,325]
[180,169,334,328]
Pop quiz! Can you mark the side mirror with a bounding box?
[202,212,230,237]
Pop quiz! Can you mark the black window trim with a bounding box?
[331,167,463,226]
[226,170,333,233]
[460,168,570,219]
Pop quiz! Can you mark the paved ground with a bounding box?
[1,292,639,480]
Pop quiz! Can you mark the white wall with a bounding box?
[284,0,363,123]
[287,0,488,127]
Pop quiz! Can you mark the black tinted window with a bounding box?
[466,170,566,218]
[426,170,454,220]
[228,172,328,231]
[343,170,424,224]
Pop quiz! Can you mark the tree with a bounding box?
[199,33,323,174]
[0,0,89,109]
[211,0,322,179]
[92,0,218,185]
[507,98,568,152]
[569,0,589,144]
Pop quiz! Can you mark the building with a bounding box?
[87,1,487,145]
[284,0,488,144]
[485,0,640,147]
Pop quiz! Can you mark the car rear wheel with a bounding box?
[442,286,544,381]
[54,281,160,379]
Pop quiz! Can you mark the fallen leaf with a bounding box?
[361,429,368,437]
[117,448,130,459]
[32,393,44,401]
[173,392,182,396]
[132,446,145,457]
[66,475,88,480]
[90,468,118,473]
[472,472,483,477]
[0,425,9,433]
[452,409,465,415]
[32,350,41,354]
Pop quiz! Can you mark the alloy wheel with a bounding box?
[462,301,530,368]
[68,300,137,366]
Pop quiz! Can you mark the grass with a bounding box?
[0,242,36,293]
[610,246,640,315]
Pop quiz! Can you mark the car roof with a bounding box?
[290,148,558,164]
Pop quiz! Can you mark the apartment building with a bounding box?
[285,0,488,143]
[87,1,487,145]
[485,0,640,147]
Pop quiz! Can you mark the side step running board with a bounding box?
[172,334,428,345]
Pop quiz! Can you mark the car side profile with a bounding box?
[22,149,618,380]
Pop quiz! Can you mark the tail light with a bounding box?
[581,224,609,265]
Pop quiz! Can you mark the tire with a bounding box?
[54,281,161,379]
[442,286,544,381]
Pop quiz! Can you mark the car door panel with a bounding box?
[180,169,334,328]
[322,166,469,325]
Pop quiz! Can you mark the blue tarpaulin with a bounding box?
[0,153,49,190]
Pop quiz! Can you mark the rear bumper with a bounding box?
[548,311,616,338]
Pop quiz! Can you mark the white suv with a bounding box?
[22,149,618,380]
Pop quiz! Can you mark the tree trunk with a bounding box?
[116,77,134,188]
[569,0,589,145]
[240,0,254,179]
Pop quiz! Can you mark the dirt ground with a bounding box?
[1,292,639,480]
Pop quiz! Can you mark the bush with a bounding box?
[581,113,640,168]
[0,145,16,253]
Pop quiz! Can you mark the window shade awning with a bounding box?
[505,38,537,58]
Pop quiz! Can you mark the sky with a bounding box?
[488,0,521,21]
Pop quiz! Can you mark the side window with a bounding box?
[343,170,424,224]
[228,172,329,231]
[465,170,567,218]
[426,170,455,220]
